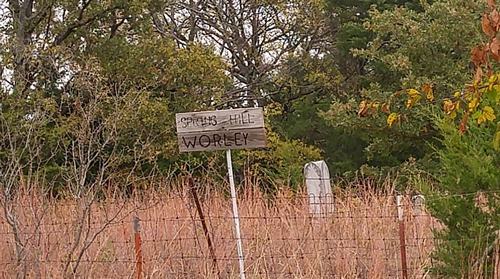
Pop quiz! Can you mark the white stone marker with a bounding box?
[304,160,334,216]
[411,194,425,216]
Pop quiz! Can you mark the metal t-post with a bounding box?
[226,149,246,279]
[397,195,408,279]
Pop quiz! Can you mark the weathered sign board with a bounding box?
[304,160,334,216]
[176,108,266,152]
[176,107,266,279]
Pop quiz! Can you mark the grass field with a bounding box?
[0,184,440,278]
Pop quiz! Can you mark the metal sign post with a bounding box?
[226,149,246,279]
[176,107,266,279]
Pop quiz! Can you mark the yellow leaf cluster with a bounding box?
[443,99,460,119]
[358,100,380,117]
[406,89,421,108]
[477,106,496,124]
[387,112,399,127]
[422,83,434,102]
[494,130,500,151]
[488,74,498,90]
[469,97,480,112]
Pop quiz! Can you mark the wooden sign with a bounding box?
[176,108,266,152]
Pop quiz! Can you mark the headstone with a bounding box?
[304,160,334,216]
[411,194,425,215]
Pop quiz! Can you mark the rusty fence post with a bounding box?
[133,216,143,279]
[188,176,221,278]
[397,195,409,279]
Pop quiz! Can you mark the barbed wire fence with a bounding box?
[0,189,497,278]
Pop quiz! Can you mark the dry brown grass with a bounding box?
[0,186,439,278]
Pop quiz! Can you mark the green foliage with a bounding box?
[1,0,497,202]
[95,37,228,108]
[426,117,499,277]
[322,0,485,170]
[327,0,424,53]
[234,131,322,192]
[270,53,367,174]
[92,35,229,175]
[358,0,482,89]
[0,93,62,193]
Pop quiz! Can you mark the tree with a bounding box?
[0,0,227,192]
[425,1,500,276]
[429,117,499,277]
[268,0,427,175]
[321,0,485,171]
[1,0,142,97]
[151,0,330,107]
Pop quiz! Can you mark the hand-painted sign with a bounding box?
[176,108,266,152]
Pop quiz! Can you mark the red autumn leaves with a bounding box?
[473,0,500,74]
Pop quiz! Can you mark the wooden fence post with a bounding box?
[397,195,409,279]
[133,216,143,279]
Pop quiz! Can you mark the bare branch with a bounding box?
[53,4,122,46]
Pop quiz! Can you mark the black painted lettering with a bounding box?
[201,116,208,127]
[210,115,217,126]
[181,117,190,128]
[247,113,255,124]
[234,132,242,146]
[229,114,238,125]
[242,133,249,145]
[213,134,222,147]
[240,113,246,124]
[223,133,232,146]
[196,117,203,126]
[199,135,211,148]
[182,136,197,148]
